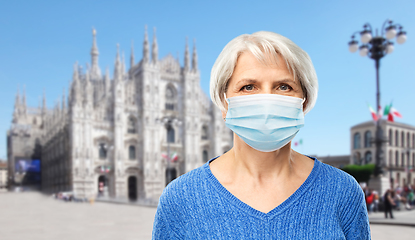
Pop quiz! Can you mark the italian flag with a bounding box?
[368,104,378,121]
[383,102,402,122]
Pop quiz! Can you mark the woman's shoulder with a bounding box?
[159,162,210,205]
[312,157,362,193]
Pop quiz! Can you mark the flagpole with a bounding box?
[374,58,383,177]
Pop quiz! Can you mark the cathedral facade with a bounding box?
[7,28,233,201]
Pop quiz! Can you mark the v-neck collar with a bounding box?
[203,156,321,220]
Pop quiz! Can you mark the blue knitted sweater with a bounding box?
[152,157,370,239]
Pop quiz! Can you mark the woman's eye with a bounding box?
[278,84,291,91]
[242,85,254,91]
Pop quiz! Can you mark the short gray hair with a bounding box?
[209,31,318,114]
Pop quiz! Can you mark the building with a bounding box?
[0,161,7,189]
[316,155,350,169]
[7,28,233,200]
[351,120,415,188]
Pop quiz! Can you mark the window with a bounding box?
[413,134,415,148]
[99,143,107,159]
[395,151,399,166]
[203,150,208,162]
[353,133,361,149]
[129,146,136,160]
[353,152,361,165]
[167,128,175,143]
[165,85,176,110]
[364,151,372,164]
[388,150,392,167]
[395,130,399,147]
[401,131,405,147]
[389,129,393,146]
[401,152,405,167]
[413,153,415,168]
[407,133,411,148]
[364,131,371,148]
[201,125,208,140]
[127,117,136,134]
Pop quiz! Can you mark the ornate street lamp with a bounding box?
[348,19,407,178]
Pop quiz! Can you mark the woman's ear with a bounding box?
[302,98,308,113]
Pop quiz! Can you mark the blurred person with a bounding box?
[372,190,379,212]
[152,31,370,239]
[394,189,402,210]
[365,189,374,214]
[383,189,395,219]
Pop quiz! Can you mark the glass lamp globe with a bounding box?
[397,31,407,44]
[348,40,359,53]
[360,30,372,44]
[359,46,369,57]
[386,42,394,54]
[385,26,397,40]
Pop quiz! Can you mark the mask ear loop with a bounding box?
[223,93,228,121]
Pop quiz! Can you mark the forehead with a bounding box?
[231,51,295,81]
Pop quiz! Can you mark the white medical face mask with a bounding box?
[225,94,305,152]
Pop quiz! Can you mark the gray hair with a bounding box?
[209,31,318,114]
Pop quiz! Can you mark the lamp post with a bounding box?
[156,116,182,186]
[348,19,407,179]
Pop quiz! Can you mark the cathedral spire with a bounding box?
[22,85,27,112]
[152,27,158,64]
[192,39,198,71]
[114,44,122,81]
[90,28,102,79]
[71,62,80,105]
[130,40,135,68]
[42,89,47,112]
[15,87,20,107]
[105,67,111,93]
[62,88,66,112]
[143,25,149,63]
[184,37,190,71]
[122,51,126,76]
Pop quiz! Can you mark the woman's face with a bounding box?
[222,51,304,118]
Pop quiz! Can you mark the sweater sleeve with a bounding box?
[339,178,371,240]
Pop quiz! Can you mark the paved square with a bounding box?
[1,192,415,239]
[0,192,156,240]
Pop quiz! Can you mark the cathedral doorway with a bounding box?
[98,175,108,197]
[128,176,137,201]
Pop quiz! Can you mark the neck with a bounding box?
[229,134,295,181]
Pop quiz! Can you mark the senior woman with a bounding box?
[152,31,370,239]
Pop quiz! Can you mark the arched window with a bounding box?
[407,132,411,148]
[99,143,107,159]
[407,152,410,167]
[388,150,392,167]
[401,131,405,147]
[165,85,176,110]
[201,125,208,140]
[389,129,393,146]
[395,130,399,147]
[129,146,136,160]
[353,152,361,165]
[413,134,415,148]
[202,150,208,162]
[353,133,361,149]
[401,152,405,167]
[413,153,415,168]
[127,117,136,134]
[167,128,175,143]
[364,151,372,164]
[364,131,371,148]
[395,151,399,166]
